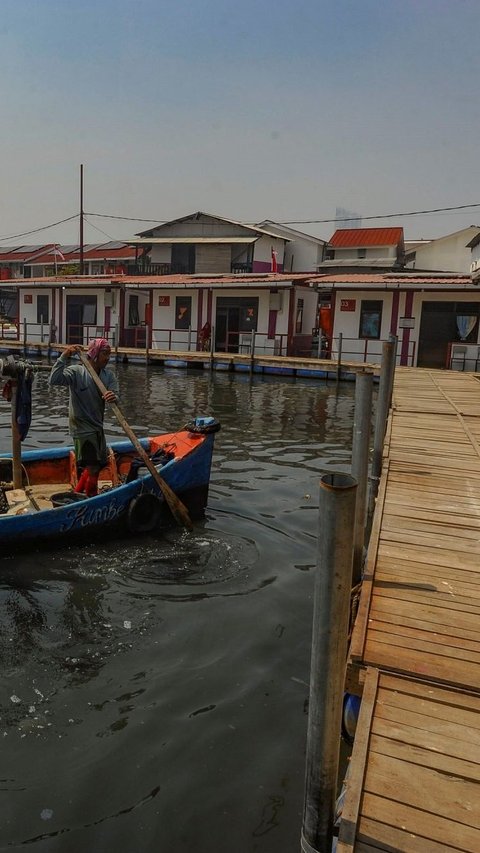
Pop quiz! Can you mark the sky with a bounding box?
[1,0,479,246]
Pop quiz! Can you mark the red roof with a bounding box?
[329,227,404,248]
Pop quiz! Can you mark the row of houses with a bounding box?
[1,212,480,371]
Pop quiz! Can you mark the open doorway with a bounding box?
[215,297,258,352]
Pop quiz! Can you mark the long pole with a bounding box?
[10,382,22,489]
[302,472,357,853]
[78,352,193,530]
[79,164,84,275]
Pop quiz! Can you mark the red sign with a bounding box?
[23,294,33,304]
[158,296,170,306]
[340,299,356,311]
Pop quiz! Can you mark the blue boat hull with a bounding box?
[0,428,217,549]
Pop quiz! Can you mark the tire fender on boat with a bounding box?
[127,492,163,534]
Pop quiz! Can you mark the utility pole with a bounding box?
[79,164,84,275]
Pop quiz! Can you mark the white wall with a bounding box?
[330,290,394,363]
[406,230,479,272]
[334,246,396,260]
[284,240,324,272]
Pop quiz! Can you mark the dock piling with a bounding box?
[302,472,357,853]
[351,370,373,584]
[368,337,396,518]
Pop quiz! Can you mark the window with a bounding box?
[359,300,382,339]
[175,296,192,330]
[357,248,366,259]
[37,294,49,324]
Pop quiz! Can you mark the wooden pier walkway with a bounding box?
[338,368,480,852]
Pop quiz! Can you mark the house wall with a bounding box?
[16,288,54,343]
[150,286,292,353]
[150,245,172,264]
[406,231,479,272]
[252,236,285,272]
[16,286,124,345]
[329,288,480,367]
[330,290,395,363]
[195,244,231,274]
[150,214,253,239]
[284,240,324,272]
[334,246,396,260]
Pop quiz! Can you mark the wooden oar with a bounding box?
[78,351,193,531]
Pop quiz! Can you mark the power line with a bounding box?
[280,202,480,225]
[0,214,79,243]
[83,216,116,242]
[86,212,165,223]
[2,201,480,246]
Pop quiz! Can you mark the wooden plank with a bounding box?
[364,751,480,828]
[377,541,480,571]
[378,673,480,709]
[375,684,480,730]
[336,668,379,853]
[368,606,480,643]
[372,586,480,614]
[358,813,470,853]
[349,461,389,662]
[370,596,480,631]
[368,628,480,666]
[363,641,480,690]
[371,719,480,768]
[367,618,480,655]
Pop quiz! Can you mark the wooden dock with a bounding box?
[338,368,480,852]
[0,338,380,379]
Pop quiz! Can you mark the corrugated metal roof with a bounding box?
[136,210,290,241]
[318,258,397,268]
[329,227,404,248]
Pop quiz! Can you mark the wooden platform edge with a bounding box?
[349,460,390,665]
[336,667,380,853]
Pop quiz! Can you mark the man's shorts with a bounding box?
[74,431,108,469]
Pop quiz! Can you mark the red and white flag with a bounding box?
[53,245,65,261]
[271,247,278,273]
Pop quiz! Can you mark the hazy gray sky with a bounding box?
[1,0,479,245]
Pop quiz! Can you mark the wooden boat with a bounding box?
[0,417,220,548]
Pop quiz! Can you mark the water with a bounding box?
[0,364,357,853]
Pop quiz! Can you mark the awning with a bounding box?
[127,237,258,245]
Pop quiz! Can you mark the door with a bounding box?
[215,297,258,353]
[66,295,97,344]
[417,303,455,368]
[215,306,240,352]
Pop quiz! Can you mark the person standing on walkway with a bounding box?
[48,338,119,496]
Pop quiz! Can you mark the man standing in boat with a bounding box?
[48,338,119,497]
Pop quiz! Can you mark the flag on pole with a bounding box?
[271,247,278,273]
[53,245,65,261]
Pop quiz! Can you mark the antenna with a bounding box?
[80,164,84,274]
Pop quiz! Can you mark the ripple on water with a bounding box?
[111,529,261,597]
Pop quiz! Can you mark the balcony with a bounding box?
[125,263,186,276]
